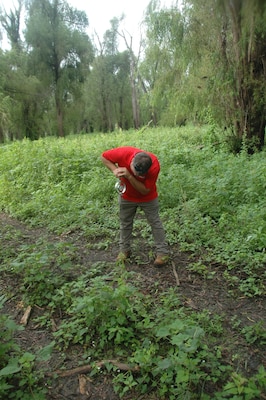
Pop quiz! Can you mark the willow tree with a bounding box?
[220,0,266,151]
[118,29,141,129]
[84,18,132,132]
[25,0,94,137]
[0,0,23,50]
[184,0,266,151]
[140,0,187,126]
[0,1,45,141]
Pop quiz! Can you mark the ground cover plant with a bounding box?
[0,126,265,399]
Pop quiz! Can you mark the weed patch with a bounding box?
[0,127,265,399]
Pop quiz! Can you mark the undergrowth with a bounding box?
[0,296,54,400]
[0,125,265,399]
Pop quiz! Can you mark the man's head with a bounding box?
[132,152,152,175]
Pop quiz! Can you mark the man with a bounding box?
[101,146,169,266]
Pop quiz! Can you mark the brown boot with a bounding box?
[154,254,169,266]
[116,251,131,262]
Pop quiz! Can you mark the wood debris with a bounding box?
[172,262,180,286]
[20,305,32,326]
[46,359,139,378]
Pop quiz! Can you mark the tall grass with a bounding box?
[0,126,265,296]
[1,126,265,399]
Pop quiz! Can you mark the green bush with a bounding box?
[0,296,52,400]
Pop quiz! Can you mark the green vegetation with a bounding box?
[0,126,265,399]
[0,1,265,150]
[0,296,54,399]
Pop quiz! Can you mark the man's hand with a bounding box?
[113,167,130,178]
[101,157,131,179]
[101,155,150,196]
[115,167,150,195]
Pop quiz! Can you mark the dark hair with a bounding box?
[133,152,152,174]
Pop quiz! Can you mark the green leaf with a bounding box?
[19,352,35,364]
[156,326,171,338]
[170,333,186,346]
[5,318,24,332]
[157,358,173,370]
[36,341,55,362]
[0,360,21,376]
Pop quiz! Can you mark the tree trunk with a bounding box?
[130,70,140,129]
[224,0,266,151]
[120,32,140,129]
[56,101,64,137]
[0,127,4,143]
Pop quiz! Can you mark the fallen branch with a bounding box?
[20,305,32,326]
[137,119,153,134]
[79,374,91,395]
[46,359,139,378]
[172,262,180,286]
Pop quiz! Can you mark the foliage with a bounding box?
[0,127,265,296]
[9,240,77,306]
[25,0,95,137]
[84,50,132,132]
[141,2,189,126]
[0,126,265,398]
[8,260,232,399]
[0,0,94,139]
[214,366,266,400]
[1,0,265,147]
[0,296,53,399]
[182,0,266,150]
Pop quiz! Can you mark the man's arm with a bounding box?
[101,156,117,173]
[126,173,150,195]
[101,156,150,195]
[117,167,150,195]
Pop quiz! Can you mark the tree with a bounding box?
[220,0,266,151]
[1,49,44,140]
[184,0,266,151]
[119,29,141,129]
[140,0,187,126]
[83,18,132,132]
[0,1,46,141]
[25,0,94,137]
[0,0,23,50]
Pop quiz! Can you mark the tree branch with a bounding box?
[46,359,139,378]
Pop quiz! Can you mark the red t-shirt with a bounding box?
[102,146,160,202]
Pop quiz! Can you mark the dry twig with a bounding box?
[172,262,180,286]
[20,305,32,326]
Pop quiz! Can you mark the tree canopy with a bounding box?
[0,0,265,151]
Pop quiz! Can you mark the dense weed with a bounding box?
[0,126,265,398]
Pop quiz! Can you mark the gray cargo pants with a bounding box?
[119,197,168,255]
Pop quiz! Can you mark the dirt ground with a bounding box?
[1,213,265,399]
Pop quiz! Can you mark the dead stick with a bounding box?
[20,306,32,326]
[46,359,139,378]
[172,262,180,286]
